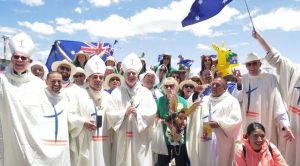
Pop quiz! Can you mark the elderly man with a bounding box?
[106,53,157,166]
[52,59,76,89]
[232,51,294,149]
[72,67,86,88]
[69,55,113,166]
[0,32,70,165]
[187,77,242,166]
[253,30,298,165]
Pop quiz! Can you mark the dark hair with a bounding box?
[46,71,62,80]
[200,55,213,75]
[246,122,265,137]
[159,54,171,71]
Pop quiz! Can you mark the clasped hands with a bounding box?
[125,106,137,117]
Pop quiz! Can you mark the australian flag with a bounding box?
[182,0,233,27]
[46,40,113,71]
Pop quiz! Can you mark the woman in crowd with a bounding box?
[30,61,48,80]
[155,53,177,77]
[178,79,198,107]
[103,73,122,94]
[72,50,89,68]
[235,122,288,166]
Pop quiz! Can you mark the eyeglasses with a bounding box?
[59,66,71,72]
[163,57,170,60]
[13,55,28,61]
[159,69,167,73]
[73,73,85,78]
[164,84,175,89]
[184,85,194,89]
[110,77,120,82]
[246,61,259,67]
[172,75,180,79]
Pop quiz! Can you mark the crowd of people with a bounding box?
[0,29,299,166]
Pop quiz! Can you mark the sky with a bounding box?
[1,0,300,73]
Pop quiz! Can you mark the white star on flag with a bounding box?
[198,0,204,5]
[195,16,200,21]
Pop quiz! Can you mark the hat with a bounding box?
[105,56,115,63]
[103,73,123,90]
[51,59,77,76]
[188,72,200,79]
[243,52,262,64]
[84,55,106,78]
[162,53,172,57]
[121,53,142,73]
[74,50,89,61]
[9,32,35,57]
[178,79,198,90]
[139,70,159,87]
[72,67,86,77]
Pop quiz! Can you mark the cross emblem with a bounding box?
[130,58,134,65]
[19,40,24,47]
[44,106,64,143]
[295,86,300,106]
[91,105,103,136]
[246,83,258,112]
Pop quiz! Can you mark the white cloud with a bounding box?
[31,50,50,63]
[18,21,55,35]
[197,43,211,51]
[74,7,82,14]
[253,8,300,31]
[229,42,250,48]
[0,26,20,35]
[236,9,258,20]
[51,0,239,39]
[55,18,86,34]
[20,0,44,6]
[87,0,120,7]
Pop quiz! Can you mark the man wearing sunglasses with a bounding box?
[232,45,294,155]
[0,32,71,165]
[52,59,76,89]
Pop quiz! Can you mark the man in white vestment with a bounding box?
[68,55,112,166]
[0,32,71,166]
[187,77,242,166]
[252,30,297,165]
[232,52,294,147]
[106,53,157,166]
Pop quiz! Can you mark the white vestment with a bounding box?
[232,71,290,146]
[265,49,300,166]
[187,92,242,166]
[0,66,71,166]
[106,82,157,166]
[69,87,112,166]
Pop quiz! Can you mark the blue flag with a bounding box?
[182,0,233,27]
[45,40,113,71]
[177,55,194,68]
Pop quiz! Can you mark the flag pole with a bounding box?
[244,0,255,30]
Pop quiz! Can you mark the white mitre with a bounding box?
[84,55,106,78]
[9,32,35,57]
[121,53,142,73]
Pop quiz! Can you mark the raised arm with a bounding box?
[252,30,272,54]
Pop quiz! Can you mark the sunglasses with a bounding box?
[13,55,28,61]
[59,66,71,72]
[163,56,170,60]
[73,73,85,78]
[110,77,120,82]
[184,85,194,89]
[159,69,167,73]
[203,59,211,62]
[246,61,259,67]
[164,84,175,89]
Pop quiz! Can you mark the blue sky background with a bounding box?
[1,0,300,73]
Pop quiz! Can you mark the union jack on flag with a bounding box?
[80,42,112,57]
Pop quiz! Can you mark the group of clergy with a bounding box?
[0,30,299,166]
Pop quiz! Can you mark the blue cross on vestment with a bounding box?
[246,84,258,112]
[295,86,300,105]
[91,105,102,136]
[44,105,64,143]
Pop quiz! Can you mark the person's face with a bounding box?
[104,69,114,77]
[191,77,202,85]
[143,73,155,90]
[77,54,86,64]
[246,60,261,76]
[211,78,226,97]
[108,76,121,89]
[162,56,170,65]
[46,73,63,93]
[106,60,115,67]
[164,81,176,96]
[202,70,212,84]
[31,64,44,79]
[57,64,71,81]
[11,53,30,73]
[248,128,266,151]
[88,73,104,91]
[203,57,212,68]
[73,72,86,86]
[171,73,180,83]
[125,70,138,88]
[183,84,195,99]
[158,67,167,78]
